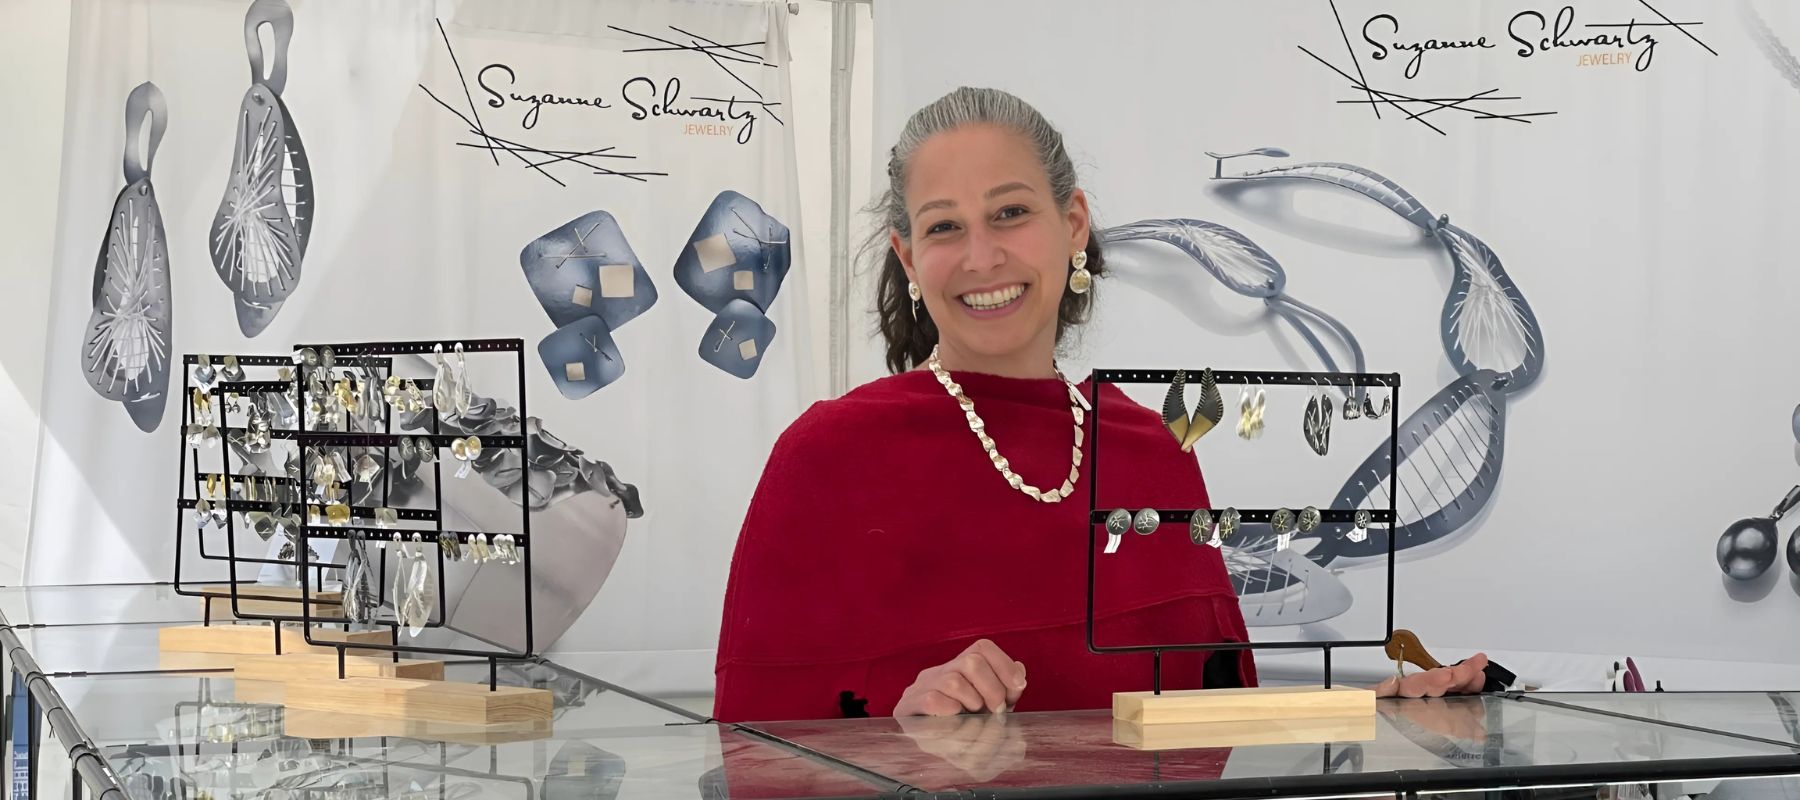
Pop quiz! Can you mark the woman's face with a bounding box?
[892,124,1090,372]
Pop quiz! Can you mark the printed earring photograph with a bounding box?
[209,0,312,337]
[520,209,656,399]
[84,81,174,433]
[674,191,791,379]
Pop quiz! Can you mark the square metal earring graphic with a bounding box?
[520,210,658,331]
[699,300,777,380]
[537,316,625,399]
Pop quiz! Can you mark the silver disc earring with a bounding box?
[1068,250,1092,294]
[907,281,922,321]
[1189,509,1214,546]
[1349,509,1372,543]
[1132,508,1161,535]
[1105,508,1130,554]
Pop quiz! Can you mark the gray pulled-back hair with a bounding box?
[864,86,1104,374]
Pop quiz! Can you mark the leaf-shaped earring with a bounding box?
[1160,368,1223,452]
[1249,380,1267,439]
[1236,383,1253,439]
[452,342,473,416]
[1303,380,1333,456]
[431,344,457,416]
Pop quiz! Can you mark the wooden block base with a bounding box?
[1113,715,1378,750]
[159,624,395,656]
[201,585,343,621]
[285,677,553,724]
[280,627,395,657]
[282,708,553,744]
[1113,686,1375,727]
[160,624,284,655]
[234,653,444,682]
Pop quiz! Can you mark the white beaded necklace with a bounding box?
[925,345,1091,503]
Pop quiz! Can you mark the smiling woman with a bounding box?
[711,87,1488,723]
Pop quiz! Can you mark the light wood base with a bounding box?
[155,650,245,673]
[202,584,345,621]
[282,708,553,744]
[1113,715,1378,750]
[284,677,553,724]
[1113,686,1375,727]
[233,679,288,704]
[279,627,395,657]
[159,624,394,656]
[234,653,444,682]
[160,624,285,654]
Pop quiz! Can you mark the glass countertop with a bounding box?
[7,620,506,675]
[1527,691,1800,750]
[0,583,209,627]
[50,667,892,799]
[744,695,1800,797]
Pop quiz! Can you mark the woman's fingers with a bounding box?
[962,639,1028,707]
[948,652,1011,712]
[937,670,991,713]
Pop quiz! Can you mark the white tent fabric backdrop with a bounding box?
[866,0,1800,691]
[31,0,812,691]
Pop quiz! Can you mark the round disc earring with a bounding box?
[907,281,922,321]
[1189,509,1214,546]
[1132,508,1160,535]
[1068,250,1092,294]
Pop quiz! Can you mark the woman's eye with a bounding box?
[997,205,1028,220]
[926,221,956,235]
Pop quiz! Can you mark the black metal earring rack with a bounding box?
[173,353,356,612]
[1083,368,1401,695]
[174,339,538,690]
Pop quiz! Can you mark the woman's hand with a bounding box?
[1374,652,1491,698]
[896,711,1028,781]
[894,639,1028,716]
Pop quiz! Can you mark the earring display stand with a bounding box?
[1086,369,1400,738]
[164,340,552,726]
[166,352,380,656]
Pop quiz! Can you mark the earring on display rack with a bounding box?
[193,474,218,529]
[451,342,473,417]
[1217,507,1240,543]
[186,389,220,448]
[1271,507,1296,552]
[432,344,458,417]
[1067,249,1092,294]
[907,281,921,321]
[439,531,462,562]
[1104,508,1129,555]
[1302,376,1332,456]
[473,533,491,563]
[1132,508,1160,535]
[451,436,482,479]
[1161,368,1224,452]
[193,354,218,391]
[220,354,245,383]
[1348,508,1372,544]
[416,437,437,464]
[1189,509,1216,547]
[1363,377,1392,420]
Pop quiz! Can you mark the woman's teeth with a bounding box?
[958,284,1025,311]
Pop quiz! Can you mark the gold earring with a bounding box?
[907,281,921,321]
[1068,250,1092,294]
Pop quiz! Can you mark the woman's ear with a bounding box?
[889,229,917,283]
[1066,188,1092,252]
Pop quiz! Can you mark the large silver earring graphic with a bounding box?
[907,281,921,321]
[1068,250,1092,294]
